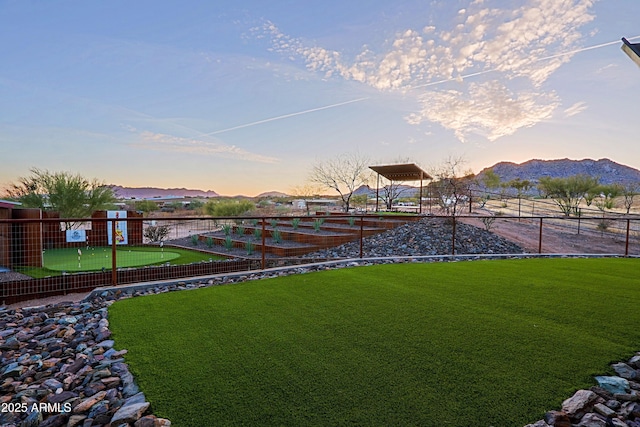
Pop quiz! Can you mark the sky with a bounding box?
[1,0,639,197]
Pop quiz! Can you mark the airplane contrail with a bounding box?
[410,35,640,90]
[202,97,369,136]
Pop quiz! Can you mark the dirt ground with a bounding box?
[459,216,635,255]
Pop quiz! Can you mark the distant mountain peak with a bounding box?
[478,158,640,185]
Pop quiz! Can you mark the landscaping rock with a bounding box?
[575,412,607,427]
[562,389,598,419]
[1,224,639,427]
[595,376,630,394]
[544,410,571,426]
[613,362,639,380]
[301,217,525,259]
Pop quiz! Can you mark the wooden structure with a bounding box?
[369,163,432,213]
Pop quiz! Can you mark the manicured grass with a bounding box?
[109,258,640,426]
[17,246,224,278]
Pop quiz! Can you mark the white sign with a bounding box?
[107,211,128,245]
[66,229,86,243]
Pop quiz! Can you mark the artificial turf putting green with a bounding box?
[14,246,225,278]
[43,246,181,271]
[109,258,640,426]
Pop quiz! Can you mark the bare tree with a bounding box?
[310,152,371,212]
[621,182,639,214]
[429,156,474,216]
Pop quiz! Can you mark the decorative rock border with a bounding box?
[2,255,639,426]
[525,354,640,427]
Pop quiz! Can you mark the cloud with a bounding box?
[255,0,597,142]
[130,130,279,163]
[407,81,559,142]
[564,101,588,117]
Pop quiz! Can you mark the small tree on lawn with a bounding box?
[309,152,371,212]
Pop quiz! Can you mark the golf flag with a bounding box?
[107,211,128,245]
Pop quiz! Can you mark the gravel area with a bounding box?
[301,216,525,258]
[0,271,33,283]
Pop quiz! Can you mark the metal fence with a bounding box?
[1,212,639,305]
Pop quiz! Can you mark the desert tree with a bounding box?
[134,200,159,216]
[587,184,622,233]
[621,182,639,214]
[309,152,371,212]
[429,156,475,217]
[537,175,599,216]
[476,169,501,208]
[5,168,117,228]
[505,178,533,218]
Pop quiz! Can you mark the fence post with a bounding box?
[451,215,456,255]
[111,219,117,287]
[359,215,364,258]
[538,217,543,254]
[625,218,630,257]
[261,218,266,270]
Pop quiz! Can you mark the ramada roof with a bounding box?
[369,163,432,182]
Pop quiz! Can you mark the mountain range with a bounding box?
[477,158,640,186]
[111,185,220,199]
[111,158,640,199]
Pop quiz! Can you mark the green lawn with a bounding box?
[109,258,640,426]
[17,246,224,278]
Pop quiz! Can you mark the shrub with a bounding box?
[223,236,234,251]
[271,228,282,244]
[270,219,278,229]
[291,218,300,230]
[221,224,232,236]
[206,237,214,248]
[313,218,324,232]
[245,241,255,255]
[236,226,245,236]
[144,224,171,243]
[190,235,199,246]
[204,199,255,217]
[481,217,496,232]
[348,217,356,227]
[597,220,610,233]
[253,228,262,241]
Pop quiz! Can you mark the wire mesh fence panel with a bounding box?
[2,212,639,305]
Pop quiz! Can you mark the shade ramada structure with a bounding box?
[369,163,432,213]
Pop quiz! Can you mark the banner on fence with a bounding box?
[107,211,128,245]
[66,229,86,243]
